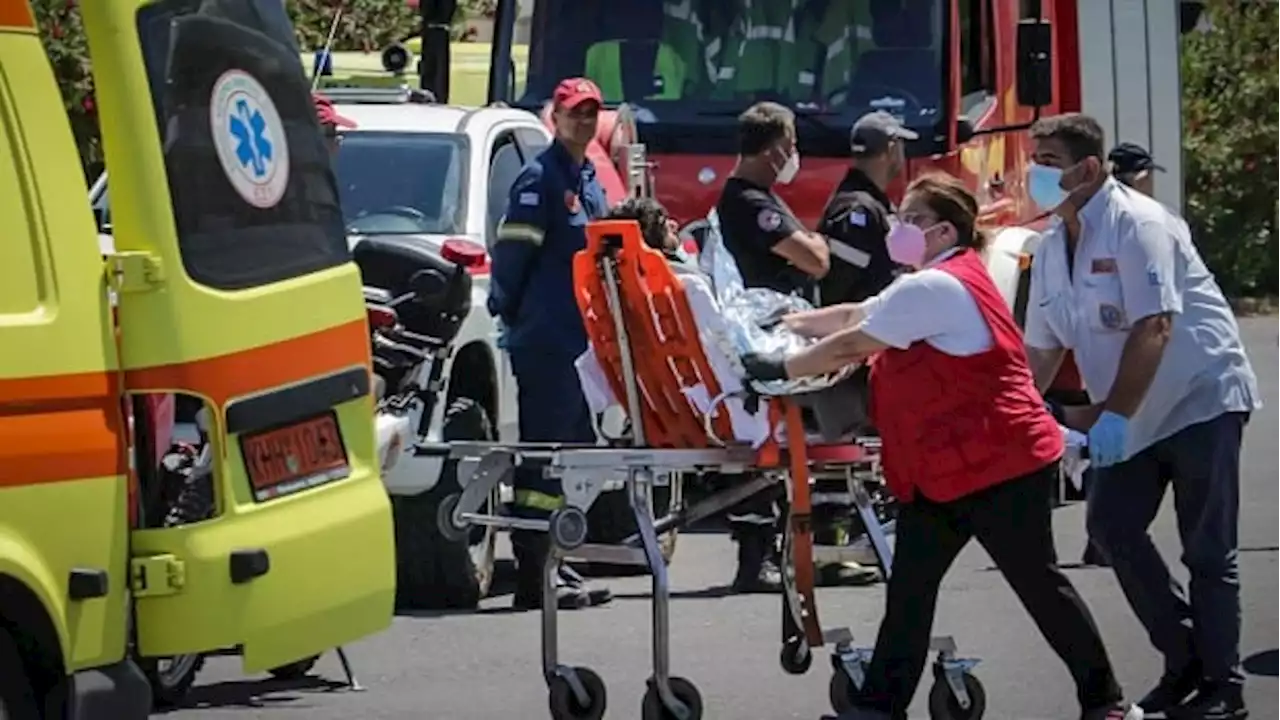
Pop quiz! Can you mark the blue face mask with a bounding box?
[1027,162,1068,210]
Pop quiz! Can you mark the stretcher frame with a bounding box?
[433,221,981,719]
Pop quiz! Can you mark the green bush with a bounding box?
[32,0,100,178]
[290,0,416,52]
[1181,0,1279,297]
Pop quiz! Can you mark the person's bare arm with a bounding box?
[783,325,889,378]
[771,230,830,279]
[782,302,863,339]
[1025,345,1066,395]
[1104,313,1173,417]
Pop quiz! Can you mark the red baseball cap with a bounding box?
[552,77,603,110]
[313,92,357,129]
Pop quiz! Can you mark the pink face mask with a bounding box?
[885,220,929,268]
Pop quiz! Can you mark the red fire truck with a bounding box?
[415,0,1183,233]
[409,0,1186,411]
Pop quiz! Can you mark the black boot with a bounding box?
[511,531,612,610]
[730,526,782,593]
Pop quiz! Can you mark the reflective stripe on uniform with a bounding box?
[829,239,872,268]
[514,489,564,511]
[497,222,544,245]
[726,513,775,526]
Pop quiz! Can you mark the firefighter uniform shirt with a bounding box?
[715,176,813,298]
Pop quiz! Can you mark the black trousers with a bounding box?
[857,463,1123,718]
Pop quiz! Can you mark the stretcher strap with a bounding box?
[781,399,823,646]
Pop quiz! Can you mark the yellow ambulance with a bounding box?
[0,0,395,715]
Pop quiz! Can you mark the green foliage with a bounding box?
[289,0,416,52]
[1180,0,1279,296]
[31,0,101,178]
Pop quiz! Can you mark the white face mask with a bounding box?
[776,151,800,184]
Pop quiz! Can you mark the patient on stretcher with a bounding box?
[574,200,867,449]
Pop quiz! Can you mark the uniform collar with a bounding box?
[837,167,892,209]
[550,139,595,180]
[1075,176,1117,227]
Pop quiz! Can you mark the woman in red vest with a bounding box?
[744,174,1139,720]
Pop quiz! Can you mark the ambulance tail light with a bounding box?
[440,238,490,275]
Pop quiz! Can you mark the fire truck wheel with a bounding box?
[580,482,677,576]
[0,627,40,719]
[267,655,319,680]
[392,397,497,610]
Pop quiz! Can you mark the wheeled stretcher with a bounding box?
[433,221,986,720]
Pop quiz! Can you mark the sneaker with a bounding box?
[817,561,882,587]
[1166,683,1247,720]
[1084,703,1144,720]
[1138,663,1203,715]
[559,564,614,606]
[512,569,613,610]
[730,528,783,594]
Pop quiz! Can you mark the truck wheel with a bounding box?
[393,397,497,610]
[0,627,40,720]
[139,654,205,708]
[580,482,677,576]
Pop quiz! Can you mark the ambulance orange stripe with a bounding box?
[0,375,125,488]
[124,319,371,407]
[0,320,370,489]
[0,0,35,30]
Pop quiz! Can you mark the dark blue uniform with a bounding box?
[488,140,609,516]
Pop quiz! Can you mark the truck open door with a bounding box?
[80,0,395,672]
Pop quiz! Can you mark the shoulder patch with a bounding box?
[757,208,782,232]
[848,210,867,227]
[518,192,540,207]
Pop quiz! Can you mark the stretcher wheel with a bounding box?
[828,668,858,713]
[548,666,607,720]
[927,673,986,720]
[549,506,589,551]
[779,637,812,675]
[641,676,702,720]
[436,492,468,543]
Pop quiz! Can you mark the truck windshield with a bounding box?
[510,0,944,154]
[334,132,469,236]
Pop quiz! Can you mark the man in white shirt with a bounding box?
[1023,113,1260,720]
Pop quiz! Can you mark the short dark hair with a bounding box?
[1029,113,1106,163]
[737,101,794,156]
[605,196,670,251]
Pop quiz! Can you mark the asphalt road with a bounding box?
[158,317,1278,720]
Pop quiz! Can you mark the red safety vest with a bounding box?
[868,249,1063,503]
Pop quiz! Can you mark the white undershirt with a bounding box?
[856,248,994,356]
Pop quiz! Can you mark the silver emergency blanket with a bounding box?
[698,210,853,396]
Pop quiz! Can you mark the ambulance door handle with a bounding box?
[229,549,270,584]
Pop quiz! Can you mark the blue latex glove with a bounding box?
[1087,410,1129,467]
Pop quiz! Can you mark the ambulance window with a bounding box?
[134,0,350,291]
[0,81,42,315]
[958,0,996,114]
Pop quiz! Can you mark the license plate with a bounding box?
[241,413,349,502]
